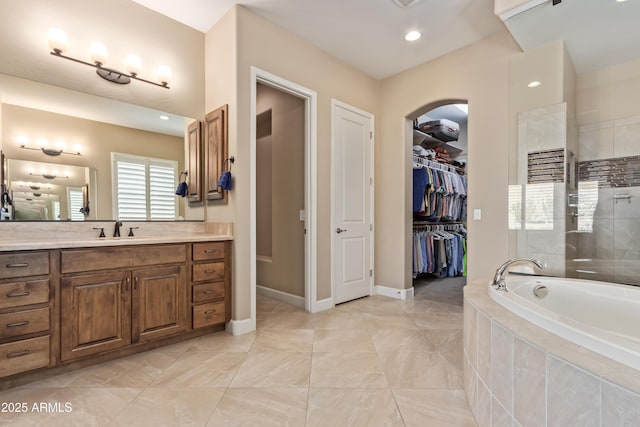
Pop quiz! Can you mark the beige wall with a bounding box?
[2,104,184,219]
[378,30,520,289]
[577,58,640,124]
[256,84,305,297]
[205,5,379,320]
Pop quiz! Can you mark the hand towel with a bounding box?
[217,171,232,191]
[175,181,188,197]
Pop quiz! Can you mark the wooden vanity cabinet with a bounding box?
[191,241,231,329]
[60,270,131,361]
[60,245,188,362]
[0,251,53,378]
[0,239,231,386]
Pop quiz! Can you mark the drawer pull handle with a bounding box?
[204,290,215,294]
[204,310,216,315]
[6,263,29,268]
[204,249,217,253]
[7,291,30,298]
[204,270,219,274]
[7,350,30,359]
[7,321,29,328]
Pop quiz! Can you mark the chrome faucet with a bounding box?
[492,258,543,292]
[113,220,123,237]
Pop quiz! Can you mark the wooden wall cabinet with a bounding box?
[186,120,202,203]
[204,104,228,201]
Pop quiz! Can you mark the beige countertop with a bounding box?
[0,234,233,252]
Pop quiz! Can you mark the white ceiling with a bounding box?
[132,0,505,79]
[504,0,640,73]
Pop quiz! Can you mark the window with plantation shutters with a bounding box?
[112,153,177,221]
[68,187,85,221]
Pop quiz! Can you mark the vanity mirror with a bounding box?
[0,74,204,222]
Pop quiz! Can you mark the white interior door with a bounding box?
[332,100,373,304]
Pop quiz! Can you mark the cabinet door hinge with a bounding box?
[370,224,373,231]
[370,269,373,277]
[370,131,373,140]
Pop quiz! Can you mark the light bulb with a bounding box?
[125,54,142,76]
[157,65,172,86]
[404,30,422,42]
[37,138,48,147]
[90,42,108,66]
[48,28,69,54]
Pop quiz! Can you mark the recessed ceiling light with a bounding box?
[616,0,627,3]
[160,115,170,120]
[528,81,542,88]
[404,31,422,42]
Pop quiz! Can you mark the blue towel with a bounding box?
[217,171,232,191]
[175,181,188,197]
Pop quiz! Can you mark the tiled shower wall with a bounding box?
[577,116,640,285]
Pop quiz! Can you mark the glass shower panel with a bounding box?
[575,117,640,285]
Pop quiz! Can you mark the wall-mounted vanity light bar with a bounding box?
[48,28,172,89]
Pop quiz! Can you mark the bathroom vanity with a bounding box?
[0,235,232,389]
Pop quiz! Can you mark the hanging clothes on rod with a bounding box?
[413,155,467,222]
[412,223,466,279]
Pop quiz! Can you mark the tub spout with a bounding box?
[492,258,543,292]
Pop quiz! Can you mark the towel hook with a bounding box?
[179,171,188,182]
[224,156,235,172]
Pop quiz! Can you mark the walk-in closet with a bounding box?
[412,103,468,297]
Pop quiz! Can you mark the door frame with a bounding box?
[330,99,375,306]
[250,66,318,326]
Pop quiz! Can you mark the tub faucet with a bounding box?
[113,220,123,237]
[492,258,543,292]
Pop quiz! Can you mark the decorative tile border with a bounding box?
[579,155,640,188]
[528,149,565,184]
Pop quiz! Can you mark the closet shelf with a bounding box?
[413,128,463,157]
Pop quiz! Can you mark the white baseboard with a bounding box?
[257,285,305,309]
[226,318,255,336]
[313,297,334,313]
[375,285,414,300]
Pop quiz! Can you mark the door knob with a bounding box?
[336,228,347,234]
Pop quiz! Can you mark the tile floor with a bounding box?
[0,277,476,426]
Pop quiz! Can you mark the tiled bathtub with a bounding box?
[463,282,640,427]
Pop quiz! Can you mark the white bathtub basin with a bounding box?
[489,275,640,370]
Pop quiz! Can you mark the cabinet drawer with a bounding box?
[0,335,50,378]
[193,302,225,329]
[0,252,49,280]
[192,262,225,282]
[193,282,225,303]
[193,242,225,261]
[0,279,49,310]
[0,307,50,339]
[61,244,186,273]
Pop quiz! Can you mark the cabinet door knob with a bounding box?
[125,277,131,291]
[134,277,139,290]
